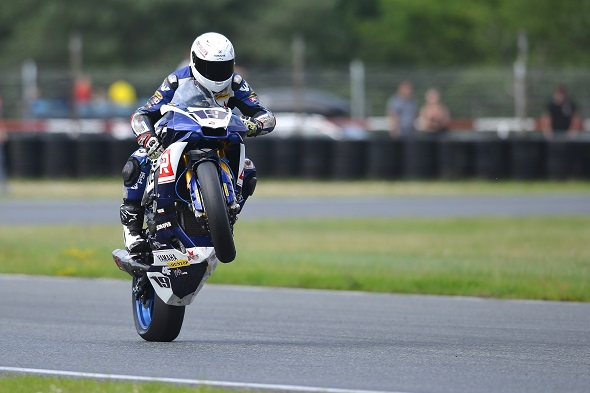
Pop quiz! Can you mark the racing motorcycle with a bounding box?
[112,80,252,342]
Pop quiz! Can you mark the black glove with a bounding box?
[137,132,164,160]
[241,116,262,137]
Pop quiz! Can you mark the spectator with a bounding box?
[540,83,581,138]
[73,75,93,106]
[386,80,417,138]
[108,79,137,107]
[416,88,450,134]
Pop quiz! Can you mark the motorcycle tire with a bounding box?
[196,160,236,263]
[132,277,185,342]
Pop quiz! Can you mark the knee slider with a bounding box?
[122,157,141,187]
[242,174,257,197]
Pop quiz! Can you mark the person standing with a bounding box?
[416,88,451,134]
[386,80,417,138]
[541,83,581,138]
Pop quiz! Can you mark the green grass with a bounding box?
[1,217,588,301]
[3,178,590,200]
[0,375,239,393]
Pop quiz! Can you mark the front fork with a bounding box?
[183,144,244,225]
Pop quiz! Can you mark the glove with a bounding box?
[137,132,164,160]
[241,116,262,137]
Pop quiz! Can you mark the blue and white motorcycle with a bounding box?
[112,81,254,342]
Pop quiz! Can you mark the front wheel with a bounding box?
[196,161,236,263]
[132,277,185,342]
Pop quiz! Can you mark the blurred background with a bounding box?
[1,0,590,181]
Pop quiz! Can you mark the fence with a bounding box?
[4,132,590,181]
[2,66,590,120]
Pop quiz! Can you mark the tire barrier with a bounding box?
[110,138,140,177]
[475,137,510,180]
[42,133,77,178]
[546,137,577,180]
[300,138,333,179]
[272,138,303,178]
[403,136,439,179]
[366,138,404,179]
[76,134,112,177]
[510,137,546,180]
[332,140,368,179]
[8,133,44,178]
[578,140,590,180]
[5,132,590,180]
[244,137,274,178]
[438,136,476,179]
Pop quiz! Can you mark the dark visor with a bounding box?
[194,55,234,82]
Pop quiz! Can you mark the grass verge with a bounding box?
[3,178,590,200]
[0,375,238,393]
[1,217,588,301]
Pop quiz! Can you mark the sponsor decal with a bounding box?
[156,253,177,262]
[248,92,259,104]
[215,92,230,101]
[156,221,172,231]
[167,259,190,268]
[158,149,175,183]
[187,250,199,262]
[196,41,208,56]
[239,81,251,92]
[161,266,171,276]
[174,268,188,277]
[155,91,163,99]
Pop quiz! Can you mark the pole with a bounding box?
[350,59,365,119]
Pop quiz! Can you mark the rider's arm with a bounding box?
[228,74,276,136]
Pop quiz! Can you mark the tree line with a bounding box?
[0,0,588,70]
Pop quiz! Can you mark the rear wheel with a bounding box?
[196,161,236,263]
[132,278,185,342]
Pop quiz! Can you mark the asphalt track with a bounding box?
[1,196,589,391]
[1,193,590,224]
[1,275,589,393]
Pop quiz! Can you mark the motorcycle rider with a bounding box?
[120,32,276,255]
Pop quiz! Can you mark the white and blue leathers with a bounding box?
[123,66,275,203]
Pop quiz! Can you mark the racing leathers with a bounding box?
[120,66,275,254]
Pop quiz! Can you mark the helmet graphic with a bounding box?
[190,32,235,94]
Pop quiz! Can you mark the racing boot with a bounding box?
[120,203,150,254]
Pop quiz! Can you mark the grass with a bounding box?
[0,375,240,393]
[1,217,588,301]
[3,178,590,200]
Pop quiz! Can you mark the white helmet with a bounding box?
[190,32,235,94]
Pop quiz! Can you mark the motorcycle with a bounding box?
[112,80,252,342]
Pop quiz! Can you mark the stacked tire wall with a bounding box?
[5,132,590,180]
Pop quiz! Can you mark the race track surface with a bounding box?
[1,275,589,393]
[1,194,590,224]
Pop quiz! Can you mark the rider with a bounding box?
[120,32,276,255]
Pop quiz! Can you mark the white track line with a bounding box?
[0,366,407,393]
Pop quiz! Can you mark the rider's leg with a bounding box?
[120,148,151,253]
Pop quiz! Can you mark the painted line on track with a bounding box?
[0,366,408,393]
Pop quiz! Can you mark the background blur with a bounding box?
[1,0,590,181]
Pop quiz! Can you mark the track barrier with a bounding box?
[4,133,590,180]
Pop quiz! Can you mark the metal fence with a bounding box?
[1,65,589,121]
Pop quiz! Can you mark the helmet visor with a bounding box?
[194,55,234,82]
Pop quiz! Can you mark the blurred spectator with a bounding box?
[540,83,581,138]
[0,95,8,194]
[74,75,93,105]
[108,79,137,107]
[416,88,450,134]
[386,80,417,138]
